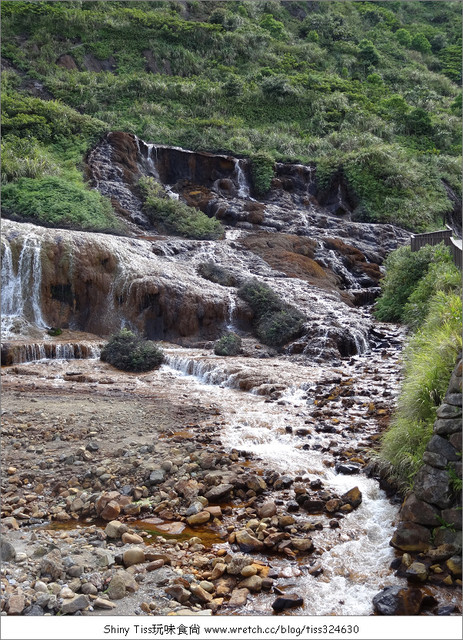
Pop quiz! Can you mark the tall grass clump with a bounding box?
[379,291,462,489]
[100,328,164,372]
[238,279,305,347]
[139,177,223,240]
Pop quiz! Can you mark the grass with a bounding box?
[1,0,461,233]
[378,290,462,490]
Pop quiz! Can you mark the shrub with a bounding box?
[100,328,164,372]
[139,177,223,240]
[374,244,451,323]
[214,332,242,356]
[395,28,412,48]
[197,261,238,287]
[250,152,274,197]
[411,33,432,54]
[238,279,305,347]
[1,176,120,232]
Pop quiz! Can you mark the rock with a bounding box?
[67,565,84,578]
[436,403,462,419]
[235,529,264,552]
[175,479,201,501]
[441,508,462,531]
[146,559,164,572]
[121,532,144,545]
[414,465,453,509]
[205,505,222,519]
[149,469,166,485]
[257,501,277,519]
[104,520,128,539]
[372,586,422,615]
[228,588,249,607]
[279,515,296,527]
[245,475,267,493]
[211,562,227,580]
[187,511,211,525]
[40,551,64,580]
[34,581,48,594]
[165,585,190,604]
[100,500,120,521]
[325,498,342,513]
[341,486,362,509]
[81,583,98,596]
[60,587,75,599]
[123,547,145,567]
[204,484,234,502]
[238,575,262,592]
[0,537,16,562]
[446,556,462,576]
[425,543,459,562]
[271,594,304,611]
[60,594,90,615]
[291,538,314,552]
[107,574,127,600]
[400,494,440,527]
[390,522,431,552]
[94,597,117,610]
[434,418,461,436]
[226,554,254,575]
[335,462,360,475]
[199,580,215,593]
[405,562,428,582]
[240,565,257,578]
[8,593,25,615]
[445,393,462,406]
[190,584,213,603]
[426,435,459,462]
[2,517,19,530]
[23,604,44,616]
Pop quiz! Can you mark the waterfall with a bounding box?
[1,234,47,336]
[226,290,237,331]
[234,159,250,198]
[1,341,102,365]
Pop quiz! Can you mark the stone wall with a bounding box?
[390,356,462,587]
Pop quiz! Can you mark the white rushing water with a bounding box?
[161,346,405,615]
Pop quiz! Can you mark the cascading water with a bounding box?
[1,234,47,337]
[233,159,251,199]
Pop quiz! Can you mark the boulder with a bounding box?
[7,593,25,615]
[341,486,362,509]
[390,522,431,552]
[257,501,277,519]
[60,594,89,615]
[204,484,234,502]
[187,511,211,526]
[414,465,453,509]
[372,586,422,615]
[100,500,121,521]
[426,435,459,462]
[400,494,440,527]
[0,537,16,562]
[105,520,128,539]
[405,562,428,582]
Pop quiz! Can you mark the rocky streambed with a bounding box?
[1,333,460,618]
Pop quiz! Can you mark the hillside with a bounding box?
[1,0,462,232]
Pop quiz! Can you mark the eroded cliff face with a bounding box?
[1,220,228,342]
[2,133,411,361]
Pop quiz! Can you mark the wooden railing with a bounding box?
[411,225,462,270]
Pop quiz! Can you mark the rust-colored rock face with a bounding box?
[2,220,228,342]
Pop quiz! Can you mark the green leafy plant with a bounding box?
[250,152,274,197]
[214,332,242,356]
[139,177,223,240]
[100,328,164,372]
[238,279,305,348]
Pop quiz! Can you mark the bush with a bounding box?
[411,33,432,54]
[374,244,452,323]
[1,176,120,231]
[214,332,242,356]
[197,261,238,287]
[100,328,164,372]
[139,177,223,240]
[238,279,305,347]
[250,152,274,197]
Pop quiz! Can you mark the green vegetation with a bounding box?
[238,279,305,347]
[374,244,459,324]
[214,332,242,356]
[100,328,164,372]
[1,176,121,232]
[1,1,461,232]
[376,244,462,490]
[139,177,223,240]
[197,261,238,287]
